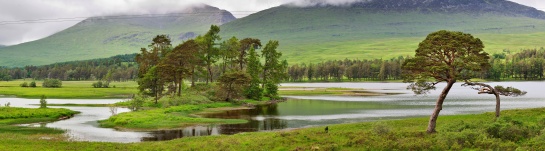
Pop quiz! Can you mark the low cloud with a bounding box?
[286,0,372,7]
[0,0,543,45]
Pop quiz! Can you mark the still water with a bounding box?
[1,81,544,142]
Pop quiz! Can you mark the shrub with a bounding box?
[128,95,146,111]
[20,82,28,87]
[486,118,533,142]
[92,81,109,88]
[42,79,62,88]
[4,102,10,107]
[39,95,47,108]
[29,81,37,87]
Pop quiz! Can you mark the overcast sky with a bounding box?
[0,0,543,46]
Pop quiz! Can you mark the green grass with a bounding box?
[0,80,138,99]
[221,7,545,64]
[0,107,79,120]
[0,107,79,135]
[1,107,545,150]
[29,104,113,107]
[99,102,247,130]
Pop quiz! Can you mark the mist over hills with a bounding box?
[0,5,235,67]
[2,0,545,67]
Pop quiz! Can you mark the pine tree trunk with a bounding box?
[494,92,501,118]
[426,80,456,133]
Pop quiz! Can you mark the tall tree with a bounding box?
[219,36,241,73]
[158,40,199,96]
[135,35,172,103]
[262,40,287,99]
[196,25,221,84]
[245,45,263,100]
[402,30,490,133]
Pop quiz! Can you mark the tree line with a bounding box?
[287,57,405,82]
[135,25,287,103]
[485,48,545,80]
[0,45,543,84]
[286,48,545,82]
[0,54,138,81]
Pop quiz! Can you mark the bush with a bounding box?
[92,81,109,88]
[159,94,212,108]
[20,82,28,87]
[486,118,533,142]
[128,95,146,111]
[42,79,62,88]
[39,95,47,109]
[29,81,37,87]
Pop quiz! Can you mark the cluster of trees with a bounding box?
[136,25,287,103]
[0,54,137,81]
[287,58,404,82]
[485,48,545,80]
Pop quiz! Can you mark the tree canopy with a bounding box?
[402,30,491,133]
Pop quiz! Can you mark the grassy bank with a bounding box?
[99,102,247,130]
[0,107,79,135]
[1,107,545,150]
[0,80,138,99]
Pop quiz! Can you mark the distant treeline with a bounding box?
[0,54,138,81]
[1,48,544,82]
[485,48,545,80]
[286,48,545,82]
[287,57,404,82]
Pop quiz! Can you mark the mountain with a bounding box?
[0,5,236,67]
[221,0,545,64]
[0,45,5,49]
[3,0,545,67]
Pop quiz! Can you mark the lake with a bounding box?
[2,81,544,142]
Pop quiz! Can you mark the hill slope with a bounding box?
[221,0,545,63]
[0,5,236,67]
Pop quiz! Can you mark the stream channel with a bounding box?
[2,81,545,143]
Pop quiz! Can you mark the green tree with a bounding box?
[217,71,251,102]
[245,45,263,101]
[39,95,47,109]
[135,35,172,103]
[157,40,199,96]
[219,36,240,73]
[462,82,526,118]
[196,25,221,84]
[262,40,287,99]
[402,30,490,133]
[237,38,262,70]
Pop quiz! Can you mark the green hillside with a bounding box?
[2,0,545,66]
[0,5,236,67]
[220,0,545,63]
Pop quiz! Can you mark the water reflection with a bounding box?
[142,126,219,141]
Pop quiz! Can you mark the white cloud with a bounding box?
[0,0,543,45]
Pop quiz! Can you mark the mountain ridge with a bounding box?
[0,5,236,67]
[2,1,545,66]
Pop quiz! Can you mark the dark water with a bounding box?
[3,81,545,142]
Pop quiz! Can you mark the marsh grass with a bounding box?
[0,80,138,99]
[2,108,545,150]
